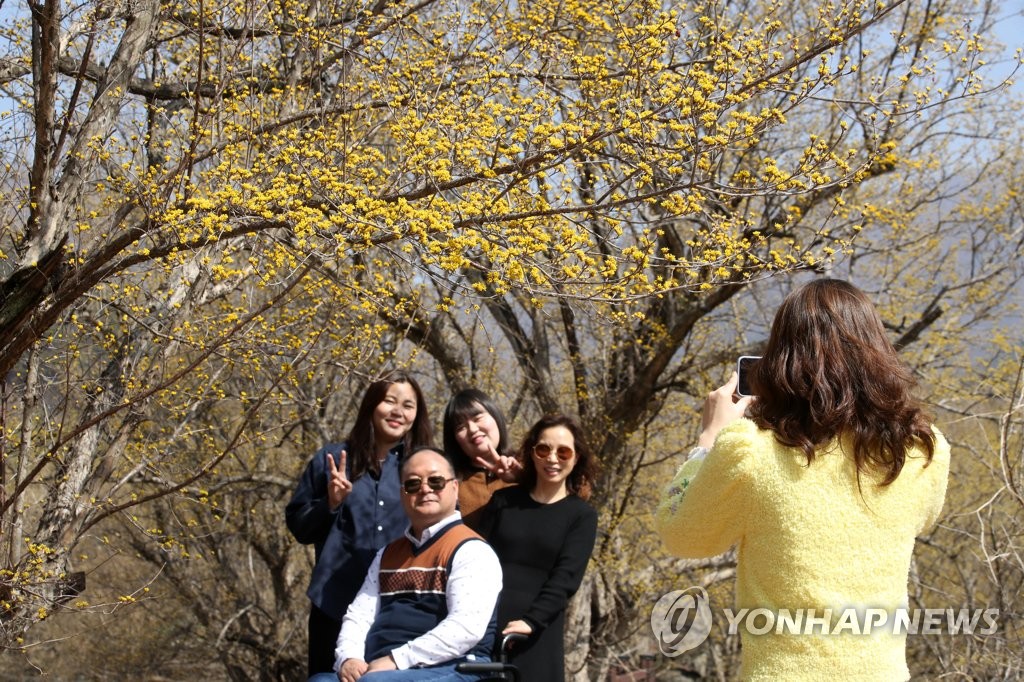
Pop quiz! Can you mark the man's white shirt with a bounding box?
[335,511,503,670]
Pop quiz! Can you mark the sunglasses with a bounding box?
[401,475,455,495]
[532,443,575,461]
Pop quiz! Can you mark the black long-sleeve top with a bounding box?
[478,485,598,682]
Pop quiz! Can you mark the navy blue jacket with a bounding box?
[285,442,407,620]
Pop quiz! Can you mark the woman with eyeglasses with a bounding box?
[285,370,433,678]
[442,388,522,530]
[478,414,599,682]
[655,279,950,681]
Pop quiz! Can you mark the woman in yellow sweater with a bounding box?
[655,279,950,681]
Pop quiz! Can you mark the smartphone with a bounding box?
[736,356,761,397]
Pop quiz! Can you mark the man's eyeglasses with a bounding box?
[532,444,575,461]
[402,475,455,495]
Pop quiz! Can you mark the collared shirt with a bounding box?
[285,443,407,619]
[336,511,503,670]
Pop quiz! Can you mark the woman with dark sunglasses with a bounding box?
[442,388,522,530]
[285,370,433,678]
[477,414,599,682]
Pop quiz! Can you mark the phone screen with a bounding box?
[737,356,761,397]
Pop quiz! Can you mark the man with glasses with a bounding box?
[311,446,502,681]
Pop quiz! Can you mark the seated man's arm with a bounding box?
[387,540,502,669]
[336,550,383,674]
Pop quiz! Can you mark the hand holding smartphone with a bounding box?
[736,356,761,397]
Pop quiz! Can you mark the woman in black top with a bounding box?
[479,414,599,682]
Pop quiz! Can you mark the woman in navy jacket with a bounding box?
[285,370,433,676]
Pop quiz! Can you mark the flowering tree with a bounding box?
[0,0,1020,677]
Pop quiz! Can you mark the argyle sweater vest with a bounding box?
[364,521,497,664]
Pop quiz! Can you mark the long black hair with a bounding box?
[346,370,433,481]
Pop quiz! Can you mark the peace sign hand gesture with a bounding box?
[327,450,352,511]
[474,440,522,483]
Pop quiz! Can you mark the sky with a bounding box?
[992,3,1024,89]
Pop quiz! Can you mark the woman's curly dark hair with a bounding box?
[519,413,598,498]
[747,279,935,485]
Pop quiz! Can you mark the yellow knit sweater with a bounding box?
[655,418,950,681]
